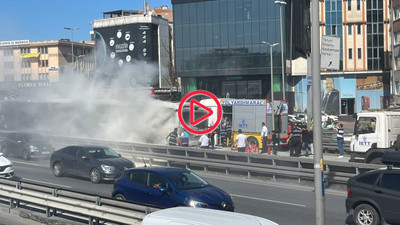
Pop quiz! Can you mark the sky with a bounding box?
[0,0,172,42]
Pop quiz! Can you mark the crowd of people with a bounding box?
[166,119,345,159]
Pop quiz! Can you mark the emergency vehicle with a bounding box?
[200,99,289,149]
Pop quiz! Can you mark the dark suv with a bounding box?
[1,132,53,160]
[346,151,400,225]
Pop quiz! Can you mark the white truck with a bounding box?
[350,111,400,163]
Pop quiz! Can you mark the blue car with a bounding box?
[112,167,234,211]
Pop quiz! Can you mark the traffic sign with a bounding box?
[178,90,222,135]
[321,35,340,70]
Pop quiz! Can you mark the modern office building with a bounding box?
[92,9,175,95]
[0,39,93,99]
[172,0,310,108]
[294,0,391,115]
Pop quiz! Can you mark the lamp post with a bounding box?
[262,41,279,132]
[275,0,287,100]
[64,27,79,64]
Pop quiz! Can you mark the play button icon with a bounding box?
[178,90,222,135]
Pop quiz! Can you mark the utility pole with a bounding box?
[275,0,287,100]
[64,27,79,66]
[311,0,326,224]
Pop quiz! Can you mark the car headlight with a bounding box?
[101,164,115,172]
[29,145,38,152]
[189,200,209,208]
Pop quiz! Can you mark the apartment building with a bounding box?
[294,0,390,115]
[0,39,93,99]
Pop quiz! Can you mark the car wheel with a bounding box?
[354,204,381,225]
[247,136,259,149]
[369,157,383,164]
[22,150,31,160]
[90,168,101,183]
[53,162,63,177]
[115,194,126,201]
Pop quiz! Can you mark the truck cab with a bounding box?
[350,111,400,163]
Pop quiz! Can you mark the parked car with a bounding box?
[50,145,134,183]
[1,132,54,160]
[321,112,338,123]
[288,115,301,123]
[295,113,308,123]
[0,153,14,178]
[142,207,278,225]
[346,151,400,225]
[112,167,234,211]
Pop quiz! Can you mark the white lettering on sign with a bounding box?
[221,100,266,106]
[0,40,30,47]
[115,43,128,53]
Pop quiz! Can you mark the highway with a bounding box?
[4,156,348,225]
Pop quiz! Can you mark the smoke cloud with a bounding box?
[0,50,179,145]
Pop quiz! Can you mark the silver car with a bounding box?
[0,153,14,178]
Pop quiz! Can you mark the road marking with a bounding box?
[231,194,307,207]
[22,178,72,188]
[12,160,48,168]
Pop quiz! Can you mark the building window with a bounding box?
[349,48,353,59]
[357,24,361,34]
[20,48,30,54]
[358,48,362,59]
[4,62,13,69]
[38,60,49,67]
[21,74,32,81]
[39,73,49,80]
[37,47,48,54]
[348,0,352,10]
[348,25,352,35]
[3,49,13,56]
[357,0,361,10]
[332,25,337,35]
[21,61,31,68]
[4,75,14,82]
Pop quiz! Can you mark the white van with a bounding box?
[142,207,279,225]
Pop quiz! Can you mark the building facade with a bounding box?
[172,0,310,108]
[294,0,391,115]
[392,0,400,98]
[0,39,93,99]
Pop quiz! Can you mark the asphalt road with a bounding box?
[0,157,349,225]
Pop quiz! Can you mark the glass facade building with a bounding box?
[172,0,310,99]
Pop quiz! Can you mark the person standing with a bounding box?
[209,130,216,149]
[166,128,178,146]
[180,129,189,147]
[219,123,227,147]
[261,122,268,154]
[198,134,209,149]
[287,123,302,157]
[299,125,310,157]
[225,122,232,146]
[232,129,248,153]
[308,126,314,155]
[333,123,345,158]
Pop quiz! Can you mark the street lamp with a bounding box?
[275,0,287,100]
[64,27,79,64]
[262,41,280,132]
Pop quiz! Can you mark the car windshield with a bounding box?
[22,133,45,142]
[165,171,209,190]
[87,147,120,159]
[355,117,376,135]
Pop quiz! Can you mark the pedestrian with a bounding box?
[209,130,216,149]
[299,125,310,157]
[197,133,209,149]
[333,123,344,158]
[180,129,189,147]
[166,128,178,146]
[225,121,232,146]
[287,123,302,157]
[261,122,268,154]
[308,126,314,155]
[232,129,248,153]
[271,130,279,155]
[219,123,227,147]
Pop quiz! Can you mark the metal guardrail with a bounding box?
[44,133,380,186]
[0,178,159,225]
